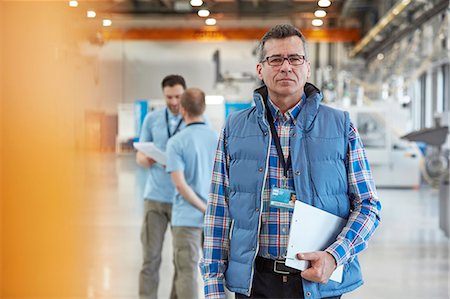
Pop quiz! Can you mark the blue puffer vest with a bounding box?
[223,83,363,298]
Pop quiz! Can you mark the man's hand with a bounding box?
[136,151,156,168]
[171,171,207,213]
[296,251,337,284]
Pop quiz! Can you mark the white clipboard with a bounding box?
[285,200,347,283]
[133,142,167,165]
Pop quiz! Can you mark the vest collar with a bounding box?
[253,82,323,132]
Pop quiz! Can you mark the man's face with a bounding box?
[163,84,185,114]
[256,36,311,101]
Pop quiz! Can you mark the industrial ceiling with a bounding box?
[73,0,448,59]
[84,0,364,29]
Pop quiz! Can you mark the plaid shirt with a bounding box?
[201,98,381,298]
[258,98,300,259]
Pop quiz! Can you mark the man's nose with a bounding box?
[279,58,292,72]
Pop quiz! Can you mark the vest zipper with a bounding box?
[228,219,235,241]
[303,135,319,202]
[248,96,271,296]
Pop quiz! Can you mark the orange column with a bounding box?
[1,2,90,296]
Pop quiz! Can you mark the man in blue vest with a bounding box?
[137,75,186,299]
[200,24,381,299]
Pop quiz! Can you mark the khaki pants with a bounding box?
[139,200,175,299]
[172,226,203,299]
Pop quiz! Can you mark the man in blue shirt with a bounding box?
[137,75,186,299]
[166,88,219,299]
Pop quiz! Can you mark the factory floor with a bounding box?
[83,153,449,299]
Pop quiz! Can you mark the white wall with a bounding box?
[78,39,351,112]
[80,40,261,108]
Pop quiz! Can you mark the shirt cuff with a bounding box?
[203,276,226,299]
[325,238,354,266]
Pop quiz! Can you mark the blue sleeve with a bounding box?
[166,138,185,173]
[326,122,381,265]
[139,113,153,142]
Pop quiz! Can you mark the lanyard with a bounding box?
[165,108,183,138]
[186,122,205,127]
[264,100,292,184]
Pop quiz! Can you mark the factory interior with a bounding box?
[1,0,450,298]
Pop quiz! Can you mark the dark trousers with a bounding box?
[235,258,341,299]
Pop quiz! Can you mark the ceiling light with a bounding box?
[198,9,210,17]
[87,10,96,18]
[314,9,327,18]
[190,0,203,7]
[69,0,78,7]
[318,0,331,8]
[205,18,216,26]
[312,19,324,27]
[103,19,112,27]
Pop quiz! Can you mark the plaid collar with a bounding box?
[266,93,305,124]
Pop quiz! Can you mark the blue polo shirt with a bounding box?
[139,108,185,203]
[166,122,219,227]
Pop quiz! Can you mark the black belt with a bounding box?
[255,256,301,275]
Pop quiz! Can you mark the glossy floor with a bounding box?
[84,153,449,299]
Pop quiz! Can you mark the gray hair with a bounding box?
[256,24,308,62]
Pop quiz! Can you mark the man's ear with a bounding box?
[256,63,264,81]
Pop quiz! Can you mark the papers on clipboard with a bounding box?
[285,200,347,283]
[133,142,167,165]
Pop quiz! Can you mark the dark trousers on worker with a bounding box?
[235,256,342,299]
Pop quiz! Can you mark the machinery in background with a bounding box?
[401,118,449,187]
[212,49,256,86]
[440,171,450,238]
[212,49,259,103]
[401,116,449,237]
[345,105,422,188]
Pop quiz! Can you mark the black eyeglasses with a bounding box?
[261,54,306,66]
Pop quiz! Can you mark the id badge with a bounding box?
[270,187,297,210]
